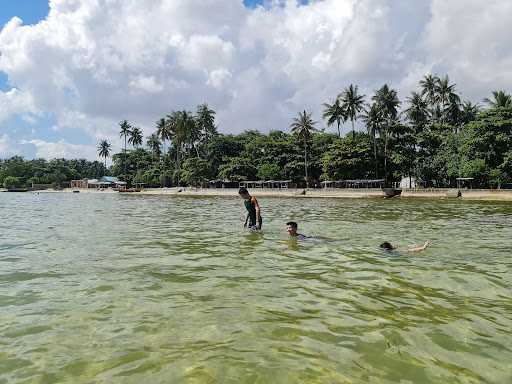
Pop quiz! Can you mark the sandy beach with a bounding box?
[28,187,512,201]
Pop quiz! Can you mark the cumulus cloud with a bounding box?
[0,88,39,124]
[22,139,97,160]
[0,0,511,158]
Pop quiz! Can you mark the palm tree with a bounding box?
[420,74,439,108]
[322,98,346,138]
[372,84,400,184]
[156,117,171,187]
[405,92,429,135]
[436,75,460,124]
[460,100,480,124]
[169,110,197,185]
[196,103,218,146]
[119,120,132,178]
[97,139,111,170]
[146,133,162,161]
[290,110,316,189]
[484,90,512,108]
[362,103,383,178]
[340,84,366,139]
[128,127,143,149]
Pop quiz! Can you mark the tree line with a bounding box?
[2,74,512,189]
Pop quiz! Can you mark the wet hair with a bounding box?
[380,242,393,250]
[238,187,249,195]
[286,221,298,230]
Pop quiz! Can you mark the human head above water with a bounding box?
[238,187,250,198]
[286,221,298,236]
[380,241,394,250]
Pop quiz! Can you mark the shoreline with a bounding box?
[29,187,512,201]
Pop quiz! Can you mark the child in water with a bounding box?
[380,240,431,252]
[239,187,262,230]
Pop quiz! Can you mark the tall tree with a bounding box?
[128,127,144,182]
[420,74,439,110]
[168,111,197,185]
[119,120,132,179]
[322,98,346,138]
[405,92,429,134]
[146,133,162,162]
[436,75,460,124]
[484,90,512,108]
[290,110,316,188]
[362,103,383,178]
[340,84,366,139]
[196,104,218,149]
[128,127,143,149]
[156,117,172,187]
[97,140,112,170]
[373,84,401,184]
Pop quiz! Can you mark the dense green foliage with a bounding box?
[0,157,106,188]
[1,79,512,189]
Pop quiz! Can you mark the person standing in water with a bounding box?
[239,188,262,230]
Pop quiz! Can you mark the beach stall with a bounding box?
[322,179,385,189]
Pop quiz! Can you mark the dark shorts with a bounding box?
[249,216,262,230]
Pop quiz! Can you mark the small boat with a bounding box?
[382,188,402,198]
[7,188,29,192]
[118,188,142,193]
[73,190,80,193]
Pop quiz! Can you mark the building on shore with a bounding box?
[70,176,126,189]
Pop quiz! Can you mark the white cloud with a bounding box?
[0,0,511,154]
[22,139,97,160]
[0,88,39,124]
[0,134,16,158]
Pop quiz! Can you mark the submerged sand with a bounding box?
[31,187,512,201]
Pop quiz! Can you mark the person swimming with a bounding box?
[380,240,431,252]
[286,221,308,240]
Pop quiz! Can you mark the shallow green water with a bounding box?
[0,193,511,383]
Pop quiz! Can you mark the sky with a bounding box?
[1,0,511,161]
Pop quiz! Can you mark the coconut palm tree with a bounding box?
[119,120,132,178]
[146,133,162,161]
[290,110,316,189]
[322,98,346,138]
[373,84,400,184]
[484,90,512,108]
[460,100,480,124]
[128,127,143,149]
[128,127,143,183]
[340,84,366,139]
[156,117,172,187]
[168,110,197,185]
[405,92,429,135]
[362,103,383,178]
[420,74,439,108]
[196,103,217,144]
[97,139,111,170]
[436,75,460,124]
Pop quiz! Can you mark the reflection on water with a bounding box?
[0,193,511,383]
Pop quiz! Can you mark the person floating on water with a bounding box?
[380,240,431,252]
[239,187,262,230]
[286,221,308,240]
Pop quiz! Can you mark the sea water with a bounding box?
[0,193,511,383]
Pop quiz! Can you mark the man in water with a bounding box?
[239,187,262,230]
[286,221,308,240]
[380,240,431,252]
